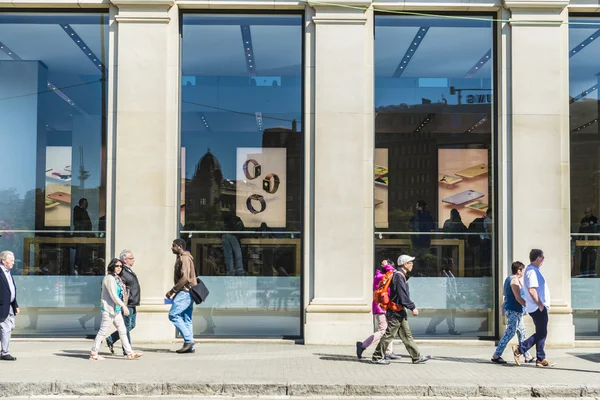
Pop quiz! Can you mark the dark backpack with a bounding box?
[467,217,485,247]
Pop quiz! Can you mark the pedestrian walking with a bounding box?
[106,249,141,355]
[372,255,431,365]
[166,238,197,354]
[356,259,401,360]
[0,250,19,361]
[90,258,143,360]
[491,261,533,364]
[512,249,555,367]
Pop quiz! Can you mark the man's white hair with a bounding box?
[0,250,14,262]
[119,249,132,262]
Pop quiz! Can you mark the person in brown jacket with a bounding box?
[166,238,197,354]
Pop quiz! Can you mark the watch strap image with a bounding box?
[262,173,280,194]
[243,159,261,180]
[246,194,266,214]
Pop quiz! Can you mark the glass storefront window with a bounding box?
[374,15,495,337]
[568,17,600,339]
[0,12,108,336]
[180,14,303,337]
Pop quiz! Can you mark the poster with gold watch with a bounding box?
[236,148,286,228]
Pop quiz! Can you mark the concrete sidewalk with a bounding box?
[1,341,600,398]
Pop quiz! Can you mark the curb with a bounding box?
[1,382,599,398]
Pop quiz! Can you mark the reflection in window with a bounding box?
[180,14,302,337]
[569,18,600,339]
[0,12,108,336]
[374,15,494,338]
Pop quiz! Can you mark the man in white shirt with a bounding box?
[0,250,19,361]
[512,249,555,367]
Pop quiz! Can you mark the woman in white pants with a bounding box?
[90,258,142,360]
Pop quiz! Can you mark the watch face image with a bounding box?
[262,173,280,194]
[243,159,261,180]
[246,194,266,214]
[442,190,484,206]
[374,165,388,186]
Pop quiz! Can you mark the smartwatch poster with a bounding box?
[44,146,72,227]
[437,148,488,229]
[375,148,389,229]
[236,148,286,228]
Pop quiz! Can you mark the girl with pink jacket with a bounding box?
[356,259,401,360]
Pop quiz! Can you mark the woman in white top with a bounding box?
[90,258,143,360]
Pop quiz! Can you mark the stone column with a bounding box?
[505,0,574,345]
[111,0,180,341]
[304,3,375,344]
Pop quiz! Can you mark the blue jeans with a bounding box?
[107,307,137,354]
[169,291,194,344]
[494,309,531,358]
[519,307,548,361]
[222,234,244,276]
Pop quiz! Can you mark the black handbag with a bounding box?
[190,277,210,305]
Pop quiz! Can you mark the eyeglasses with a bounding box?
[127,257,135,260]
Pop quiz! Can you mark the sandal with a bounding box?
[89,353,105,361]
[125,352,143,360]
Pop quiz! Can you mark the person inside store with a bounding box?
[578,207,598,277]
[425,258,461,335]
[222,214,245,276]
[408,200,434,276]
[73,198,94,274]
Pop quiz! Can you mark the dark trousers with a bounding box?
[107,307,137,354]
[372,315,420,362]
[519,307,548,361]
[580,247,597,275]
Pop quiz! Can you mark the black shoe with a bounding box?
[106,339,114,354]
[176,342,195,354]
[412,355,431,364]
[491,356,507,364]
[448,330,462,335]
[425,329,436,334]
[356,342,365,359]
[1,354,16,361]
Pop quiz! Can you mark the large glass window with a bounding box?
[0,12,108,336]
[180,14,303,337]
[374,15,495,337]
[569,17,600,339]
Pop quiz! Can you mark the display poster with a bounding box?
[44,146,72,227]
[374,148,389,229]
[437,148,488,229]
[236,148,286,228]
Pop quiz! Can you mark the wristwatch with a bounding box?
[262,173,280,194]
[243,159,261,180]
[246,194,266,214]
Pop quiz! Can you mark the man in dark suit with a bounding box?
[0,250,19,361]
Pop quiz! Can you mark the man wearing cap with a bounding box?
[372,254,431,365]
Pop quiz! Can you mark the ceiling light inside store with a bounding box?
[60,23,105,73]
[393,27,429,78]
[570,84,598,103]
[569,29,600,58]
[241,25,256,76]
[465,49,492,78]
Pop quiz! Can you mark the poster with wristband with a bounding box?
[236,148,286,228]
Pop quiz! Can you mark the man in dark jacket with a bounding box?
[0,250,19,361]
[372,255,431,365]
[106,249,141,355]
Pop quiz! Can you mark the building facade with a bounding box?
[0,0,599,345]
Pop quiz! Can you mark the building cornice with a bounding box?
[110,0,173,5]
[502,0,568,9]
[308,0,372,8]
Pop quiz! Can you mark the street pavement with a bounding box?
[1,340,600,398]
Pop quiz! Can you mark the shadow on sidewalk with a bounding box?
[134,347,172,353]
[53,350,91,360]
[314,353,369,363]
[568,352,600,364]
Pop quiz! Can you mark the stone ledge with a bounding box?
[1,381,599,397]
